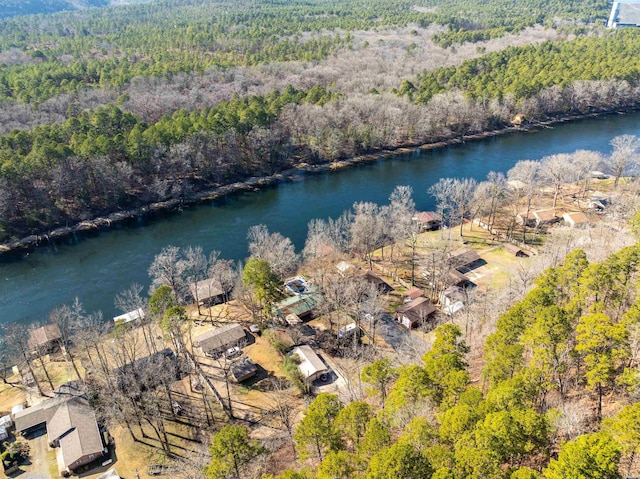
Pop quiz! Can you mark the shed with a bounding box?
[413,211,441,230]
[291,345,329,382]
[396,297,437,329]
[450,248,483,272]
[503,243,528,257]
[194,323,246,357]
[189,277,229,306]
[113,308,145,325]
[230,357,258,382]
[563,212,589,228]
[28,324,62,355]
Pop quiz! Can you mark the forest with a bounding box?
[0,0,634,244]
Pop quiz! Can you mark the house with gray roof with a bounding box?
[14,384,105,474]
[28,324,62,356]
[193,323,246,357]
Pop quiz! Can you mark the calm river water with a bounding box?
[2,113,640,326]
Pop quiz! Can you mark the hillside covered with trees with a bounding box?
[225,225,640,479]
[0,0,635,244]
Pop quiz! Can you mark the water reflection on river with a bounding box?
[2,113,640,326]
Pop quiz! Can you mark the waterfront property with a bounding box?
[413,211,442,231]
[193,323,247,358]
[532,208,562,227]
[113,308,145,326]
[28,324,62,356]
[189,277,229,306]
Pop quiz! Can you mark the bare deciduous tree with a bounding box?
[609,134,640,188]
[148,245,188,302]
[248,224,299,278]
[541,154,573,208]
[507,160,542,243]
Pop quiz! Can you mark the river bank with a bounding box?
[0,106,634,257]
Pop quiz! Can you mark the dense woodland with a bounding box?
[0,0,634,242]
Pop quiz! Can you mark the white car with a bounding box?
[225,346,241,359]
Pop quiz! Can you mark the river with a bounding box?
[2,112,640,327]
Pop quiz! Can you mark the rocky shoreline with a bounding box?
[0,107,633,257]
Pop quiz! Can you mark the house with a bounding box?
[115,349,187,392]
[563,212,590,228]
[28,324,62,356]
[193,323,246,358]
[189,277,229,306]
[364,271,394,294]
[274,289,323,323]
[449,248,484,272]
[0,425,7,441]
[396,297,437,329]
[503,243,529,257]
[113,308,145,326]
[290,345,329,382]
[14,384,105,474]
[591,171,608,179]
[532,208,562,227]
[230,358,257,382]
[413,211,441,230]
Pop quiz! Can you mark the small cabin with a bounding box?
[413,211,442,231]
[396,297,437,329]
